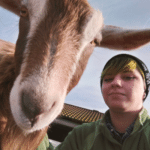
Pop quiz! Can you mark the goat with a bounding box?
[0,0,150,149]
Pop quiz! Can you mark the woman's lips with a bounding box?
[109,92,125,96]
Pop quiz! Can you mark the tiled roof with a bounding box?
[60,103,104,124]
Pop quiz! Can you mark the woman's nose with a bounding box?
[111,75,122,87]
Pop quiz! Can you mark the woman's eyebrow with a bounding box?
[104,73,114,76]
[122,70,133,73]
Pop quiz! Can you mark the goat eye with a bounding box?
[20,7,28,17]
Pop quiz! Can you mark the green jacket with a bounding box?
[36,134,54,150]
[55,108,150,150]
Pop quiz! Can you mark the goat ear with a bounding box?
[0,0,21,16]
[94,25,150,50]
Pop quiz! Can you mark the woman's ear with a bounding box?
[143,92,146,100]
[143,81,146,100]
[143,80,146,90]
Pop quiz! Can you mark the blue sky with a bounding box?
[0,0,150,114]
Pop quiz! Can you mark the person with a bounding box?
[36,134,54,150]
[55,54,150,150]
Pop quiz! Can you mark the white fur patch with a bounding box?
[83,10,103,43]
[21,0,48,41]
[9,75,31,130]
[20,0,49,76]
[75,9,103,71]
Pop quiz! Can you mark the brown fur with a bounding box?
[0,39,48,149]
[18,0,92,80]
[0,39,95,150]
[0,1,94,148]
[67,42,95,93]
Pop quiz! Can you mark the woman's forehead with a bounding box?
[102,59,145,79]
[104,69,135,77]
[104,66,134,75]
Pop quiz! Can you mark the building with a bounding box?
[48,103,104,143]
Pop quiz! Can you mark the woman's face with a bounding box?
[102,68,145,113]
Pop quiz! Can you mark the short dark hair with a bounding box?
[100,54,150,101]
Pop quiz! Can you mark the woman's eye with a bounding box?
[104,78,113,82]
[124,76,135,80]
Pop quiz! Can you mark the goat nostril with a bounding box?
[21,92,56,127]
[22,92,35,117]
[22,92,31,116]
[52,102,55,108]
[21,92,42,127]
